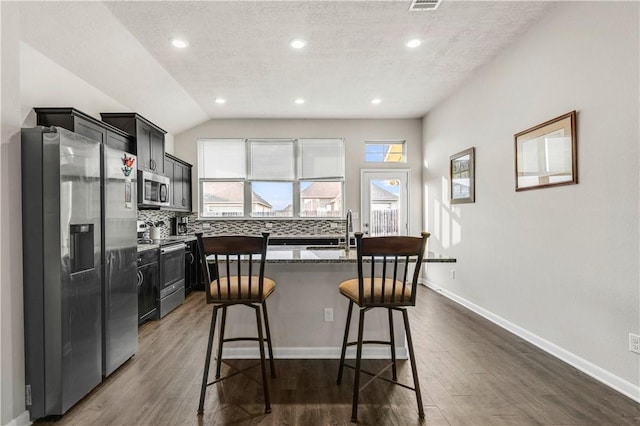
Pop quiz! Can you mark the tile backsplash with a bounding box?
[137,210,176,238]
[137,210,346,237]
[184,213,346,237]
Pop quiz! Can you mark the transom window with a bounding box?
[198,138,345,218]
[365,141,406,163]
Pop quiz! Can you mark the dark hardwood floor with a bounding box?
[37,286,640,425]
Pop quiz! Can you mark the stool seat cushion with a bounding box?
[209,276,276,301]
[339,277,410,305]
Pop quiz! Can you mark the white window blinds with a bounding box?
[198,139,245,179]
[248,139,295,180]
[298,138,344,179]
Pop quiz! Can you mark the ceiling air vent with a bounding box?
[409,0,442,11]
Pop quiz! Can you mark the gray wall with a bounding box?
[422,1,639,397]
[174,118,424,235]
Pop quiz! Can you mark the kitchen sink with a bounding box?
[306,245,348,250]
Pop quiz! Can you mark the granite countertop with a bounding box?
[207,245,456,264]
[139,234,457,263]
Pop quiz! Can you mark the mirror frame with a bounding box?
[449,147,475,204]
[514,111,577,192]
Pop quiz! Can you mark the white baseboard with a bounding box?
[6,410,31,426]
[222,346,408,360]
[420,279,640,403]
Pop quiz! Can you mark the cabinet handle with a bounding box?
[150,159,155,170]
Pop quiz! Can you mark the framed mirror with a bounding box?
[514,111,577,191]
[450,147,475,204]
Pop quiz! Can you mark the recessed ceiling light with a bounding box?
[290,39,307,49]
[294,98,305,105]
[371,98,382,105]
[405,39,421,48]
[171,38,189,49]
[214,98,226,104]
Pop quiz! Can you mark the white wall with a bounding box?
[1,3,28,425]
[174,118,424,235]
[422,1,639,399]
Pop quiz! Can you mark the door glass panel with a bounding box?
[362,170,408,237]
[368,179,401,236]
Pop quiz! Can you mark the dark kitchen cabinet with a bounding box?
[34,107,133,153]
[164,153,192,212]
[184,240,198,294]
[137,248,159,325]
[100,113,166,174]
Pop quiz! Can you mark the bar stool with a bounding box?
[336,231,430,423]
[195,232,276,415]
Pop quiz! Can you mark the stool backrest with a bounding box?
[195,232,270,304]
[355,231,430,307]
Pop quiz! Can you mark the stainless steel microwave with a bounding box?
[138,170,170,208]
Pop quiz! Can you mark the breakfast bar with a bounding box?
[210,243,456,360]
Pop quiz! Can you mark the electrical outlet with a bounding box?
[324,308,334,322]
[450,269,456,279]
[202,222,211,229]
[265,222,273,228]
[629,333,640,354]
[330,223,339,228]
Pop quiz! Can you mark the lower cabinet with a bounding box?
[184,240,198,294]
[137,248,159,325]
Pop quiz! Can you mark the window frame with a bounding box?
[198,138,345,219]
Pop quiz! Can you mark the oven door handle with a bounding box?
[161,244,186,254]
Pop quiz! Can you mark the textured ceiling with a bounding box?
[19,1,553,134]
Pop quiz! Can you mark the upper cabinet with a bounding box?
[34,107,133,153]
[164,153,192,212]
[100,113,166,174]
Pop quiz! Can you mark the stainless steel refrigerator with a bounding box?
[22,126,138,420]
[101,143,138,377]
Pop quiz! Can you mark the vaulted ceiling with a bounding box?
[18,1,553,134]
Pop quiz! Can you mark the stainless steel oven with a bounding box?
[138,170,170,208]
[158,241,185,318]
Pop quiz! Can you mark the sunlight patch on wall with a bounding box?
[433,199,441,241]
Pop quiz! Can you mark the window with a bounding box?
[365,141,406,163]
[198,138,344,218]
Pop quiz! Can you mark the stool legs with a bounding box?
[261,301,276,379]
[198,305,219,415]
[388,308,397,381]
[402,308,425,418]
[254,305,272,413]
[337,305,424,422]
[337,300,354,385]
[198,303,274,415]
[351,308,366,423]
[215,306,228,379]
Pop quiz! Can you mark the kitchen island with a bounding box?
[206,244,455,360]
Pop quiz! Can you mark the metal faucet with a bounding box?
[345,209,353,252]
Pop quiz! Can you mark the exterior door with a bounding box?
[361,169,409,236]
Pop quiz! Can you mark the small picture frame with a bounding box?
[450,147,475,204]
[514,111,577,191]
